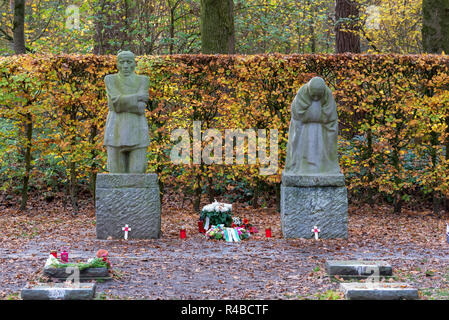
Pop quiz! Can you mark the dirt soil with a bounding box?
[1,193,448,300]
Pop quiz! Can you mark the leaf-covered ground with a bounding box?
[1,191,449,300]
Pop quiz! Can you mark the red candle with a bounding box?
[180,228,186,239]
[61,250,68,263]
[50,250,57,259]
[198,221,205,233]
[265,227,272,238]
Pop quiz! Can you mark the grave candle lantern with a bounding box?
[198,221,205,233]
[180,227,186,239]
[60,249,68,263]
[265,227,271,238]
[50,250,57,259]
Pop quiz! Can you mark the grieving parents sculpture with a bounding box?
[96,51,161,240]
[285,76,341,175]
[280,76,348,239]
[104,51,150,173]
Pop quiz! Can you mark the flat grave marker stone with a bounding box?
[340,282,418,300]
[21,283,96,300]
[325,260,392,279]
[44,266,110,281]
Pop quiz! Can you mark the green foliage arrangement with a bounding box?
[200,209,233,227]
[53,258,110,270]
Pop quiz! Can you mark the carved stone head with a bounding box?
[308,77,326,101]
[117,51,136,77]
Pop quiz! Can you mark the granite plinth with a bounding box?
[280,172,348,239]
[96,173,161,239]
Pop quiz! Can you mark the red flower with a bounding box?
[243,219,249,225]
[96,249,109,258]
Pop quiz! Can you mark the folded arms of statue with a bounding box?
[105,76,149,115]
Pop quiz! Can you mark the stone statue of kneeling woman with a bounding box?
[284,76,342,175]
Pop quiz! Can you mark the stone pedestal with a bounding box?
[96,173,161,239]
[280,172,348,239]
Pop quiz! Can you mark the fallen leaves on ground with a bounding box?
[0,191,448,300]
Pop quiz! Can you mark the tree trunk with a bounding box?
[207,176,215,203]
[69,161,79,215]
[20,113,32,211]
[193,176,202,212]
[430,131,440,215]
[201,0,235,54]
[89,125,98,201]
[393,193,402,214]
[14,0,30,211]
[13,0,26,54]
[310,23,316,53]
[422,1,449,213]
[446,116,449,212]
[169,7,175,55]
[335,0,360,53]
[252,183,259,209]
[422,0,449,53]
[275,182,280,212]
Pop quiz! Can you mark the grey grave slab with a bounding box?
[325,260,392,278]
[44,267,110,281]
[21,283,96,300]
[340,282,418,300]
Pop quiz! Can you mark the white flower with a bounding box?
[44,254,61,268]
[202,200,232,213]
[202,203,214,212]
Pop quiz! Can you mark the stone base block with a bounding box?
[280,174,348,239]
[21,283,96,300]
[340,283,418,300]
[96,173,161,239]
[282,173,346,187]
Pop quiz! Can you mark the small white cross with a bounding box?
[122,224,131,240]
[311,226,320,240]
